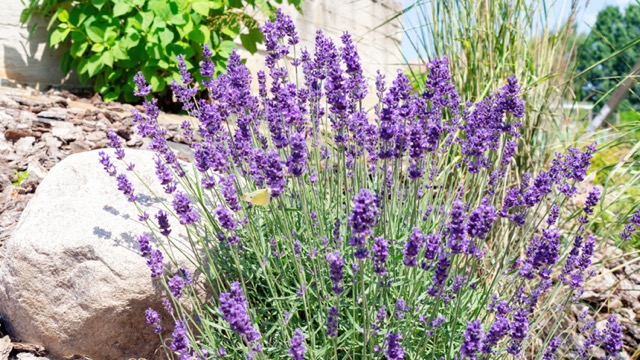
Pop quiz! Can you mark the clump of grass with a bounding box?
[100,10,633,359]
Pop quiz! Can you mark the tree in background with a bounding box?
[575,3,640,110]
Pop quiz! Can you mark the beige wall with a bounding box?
[0,0,403,101]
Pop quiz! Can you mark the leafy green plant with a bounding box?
[11,169,29,186]
[20,0,301,103]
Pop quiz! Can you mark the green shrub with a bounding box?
[20,0,301,103]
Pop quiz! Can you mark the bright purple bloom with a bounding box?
[446,201,468,254]
[372,237,389,276]
[134,71,152,97]
[403,227,423,266]
[99,151,116,177]
[467,198,497,240]
[603,315,623,357]
[423,233,440,260]
[168,273,185,298]
[145,308,163,333]
[156,210,171,236]
[154,154,176,194]
[547,205,560,226]
[384,332,405,360]
[215,205,237,231]
[172,192,199,225]
[219,282,261,346]
[220,175,241,212]
[326,306,339,338]
[460,320,483,359]
[325,251,345,295]
[507,309,529,355]
[147,249,164,278]
[116,173,136,202]
[138,233,152,257]
[583,187,600,216]
[170,320,190,353]
[620,207,640,240]
[107,129,125,160]
[349,189,379,237]
[288,329,306,360]
[481,315,509,354]
[543,337,562,360]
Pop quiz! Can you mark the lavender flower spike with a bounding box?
[288,329,306,360]
[219,282,262,347]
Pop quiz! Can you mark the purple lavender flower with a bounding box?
[423,233,440,260]
[371,306,387,335]
[428,252,450,297]
[288,329,306,360]
[325,251,345,295]
[98,151,117,177]
[168,273,185,298]
[547,205,560,226]
[170,320,190,353]
[467,198,497,240]
[172,192,199,225]
[446,201,468,254]
[431,315,446,328]
[287,131,308,177]
[219,282,261,346]
[138,233,152,257]
[384,332,405,360]
[602,315,623,357]
[349,189,379,237]
[154,154,176,194]
[156,210,171,236]
[480,315,509,354]
[116,173,136,202]
[507,309,529,355]
[583,187,600,216]
[326,306,339,338]
[620,207,640,240]
[107,129,125,160]
[264,149,287,197]
[145,308,163,333]
[215,205,237,231]
[403,227,424,267]
[543,337,562,360]
[147,249,164,278]
[372,236,389,276]
[460,320,483,359]
[134,71,152,97]
[200,44,214,77]
[395,298,410,319]
[519,228,560,279]
[220,175,241,212]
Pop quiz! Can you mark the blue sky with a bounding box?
[401,0,636,60]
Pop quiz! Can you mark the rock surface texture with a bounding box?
[0,148,184,359]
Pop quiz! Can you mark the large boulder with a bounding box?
[0,149,189,359]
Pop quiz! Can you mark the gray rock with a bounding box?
[0,149,192,359]
[50,123,81,142]
[13,137,35,156]
[37,108,68,122]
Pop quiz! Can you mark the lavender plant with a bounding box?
[101,10,628,359]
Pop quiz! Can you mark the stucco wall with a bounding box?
[0,0,403,97]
